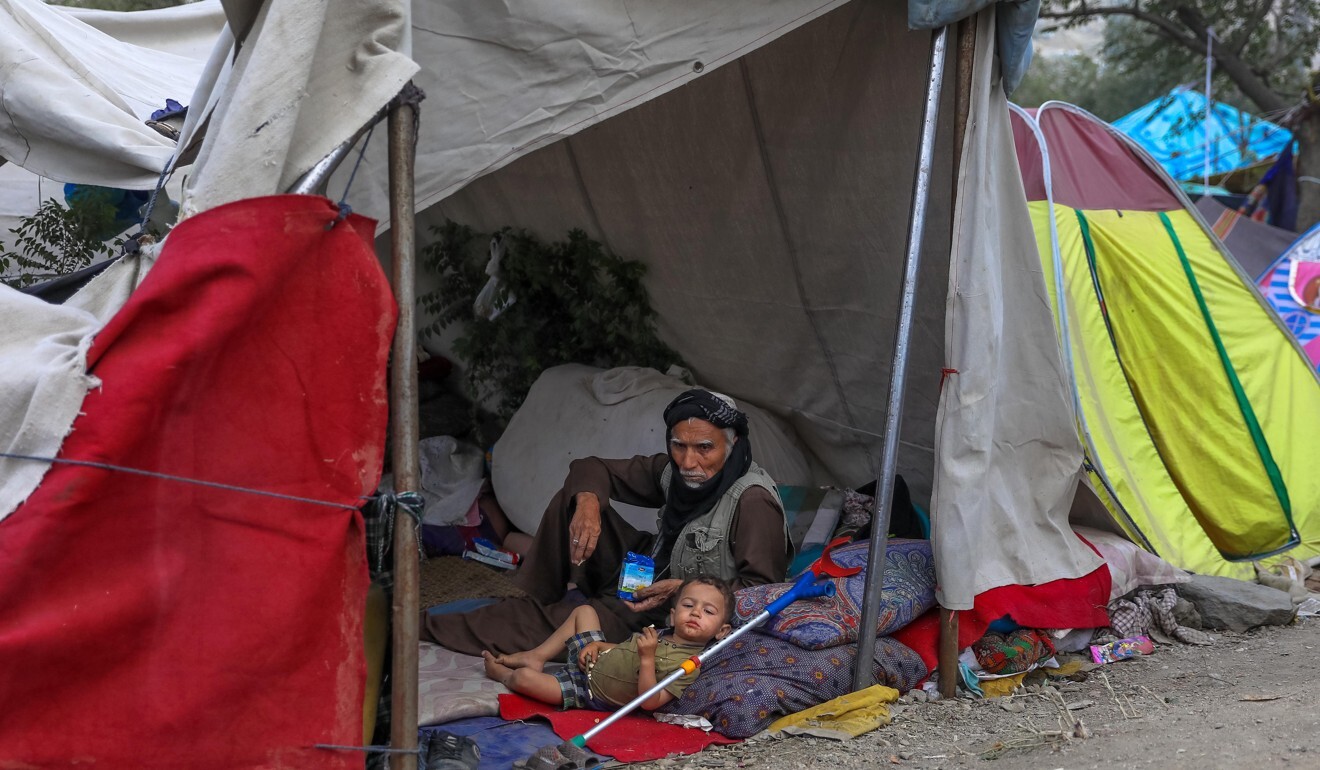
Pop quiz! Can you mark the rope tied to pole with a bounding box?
[362,490,425,574]
[324,81,426,231]
[326,125,375,230]
[0,451,362,511]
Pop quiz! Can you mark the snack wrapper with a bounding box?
[1089,634,1154,664]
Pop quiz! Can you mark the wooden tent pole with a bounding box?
[387,83,422,770]
[937,16,978,701]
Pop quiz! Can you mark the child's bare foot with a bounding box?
[482,651,514,684]
[490,650,544,672]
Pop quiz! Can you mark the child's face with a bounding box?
[669,583,731,645]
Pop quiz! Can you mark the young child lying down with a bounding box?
[482,576,733,711]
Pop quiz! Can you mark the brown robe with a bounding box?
[422,454,788,655]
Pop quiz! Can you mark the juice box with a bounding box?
[617,551,655,601]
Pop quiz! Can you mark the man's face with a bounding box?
[669,418,730,488]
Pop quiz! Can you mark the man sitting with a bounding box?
[423,389,790,655]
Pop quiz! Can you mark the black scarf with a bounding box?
[653,390,753,573]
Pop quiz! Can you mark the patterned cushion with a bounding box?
[659,629,927,738]
[732,539,936,650]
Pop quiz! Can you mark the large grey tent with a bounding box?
[1,0,1101,613]
[0,0,1113,762]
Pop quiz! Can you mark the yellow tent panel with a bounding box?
[1029,200,1320,576]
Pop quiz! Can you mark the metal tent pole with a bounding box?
[937,16,977,699]
[286,109,388,196]
[852,25,949,693]
[387,83,422,770]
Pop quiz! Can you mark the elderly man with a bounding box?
[424,389,791,655]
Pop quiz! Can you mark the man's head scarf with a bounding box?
[653,389,753,573]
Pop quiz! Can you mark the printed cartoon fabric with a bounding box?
[660,628,926,739]
[732,539,936,650]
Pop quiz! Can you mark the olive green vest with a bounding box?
[658,461,790,582]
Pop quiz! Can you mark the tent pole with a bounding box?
[852,25,949,693]
[937,16,978,700]
[387,83,422,770]
[286,109,389,195]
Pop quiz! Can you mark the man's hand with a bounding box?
[636,625,660,658]
[623,578,682,613]
[569,492,602,565]
[577,640,611,669]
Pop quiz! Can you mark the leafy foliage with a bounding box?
[1037,0,1320,228]
[418,221,684,419]
[1039,0,1320,115]
[0,191,123,289]
[1014,49,1159,120]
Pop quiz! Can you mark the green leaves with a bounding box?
[1037,0,1320,116]
[0,192,123,289]
[418,221,684,420]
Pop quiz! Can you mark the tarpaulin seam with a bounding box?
[1069,209,1183,557]
[737,57,872,472]
[1156,211,1298,559]
[1073,210,1117,354]
[563,138,616,256]
[436,1,849,206]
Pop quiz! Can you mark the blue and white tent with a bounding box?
[1113,86,1292,182]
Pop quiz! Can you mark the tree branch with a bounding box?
[1038,7,1199,49]
[1227,0,1275,58]
[1173,5,1290,113]
[1040,3,1291,114]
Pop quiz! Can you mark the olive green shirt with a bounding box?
[587,632,704,707]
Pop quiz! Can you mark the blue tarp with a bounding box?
[1113,86,1293,182]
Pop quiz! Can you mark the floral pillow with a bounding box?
[732,539,936,650]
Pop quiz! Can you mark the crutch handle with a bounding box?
[766,571,837,616]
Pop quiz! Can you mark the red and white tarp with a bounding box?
[0,195,394,768]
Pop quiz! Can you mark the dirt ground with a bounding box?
[632,620,1320,769]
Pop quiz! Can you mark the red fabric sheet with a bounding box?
[499,693,739,763]
[0,196,395,768]
[894,564,1112,674]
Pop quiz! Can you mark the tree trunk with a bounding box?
[1296,110,1320,233]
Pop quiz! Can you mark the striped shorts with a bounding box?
[551,630,613,710]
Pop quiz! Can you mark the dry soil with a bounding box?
[632,620,1320,770]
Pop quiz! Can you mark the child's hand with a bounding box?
[636,625,660,657]
[577,641,608,669]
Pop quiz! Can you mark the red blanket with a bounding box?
[894,564,1112,673]
[0,196,394,768]
[499,693,739,763]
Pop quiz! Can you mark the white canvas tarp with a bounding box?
[0,0,220,187]
[0,251,155,520]
[932,14,1101,597]
[175,0,418,218]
